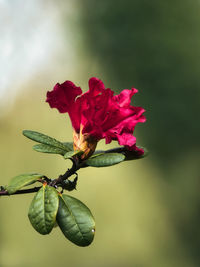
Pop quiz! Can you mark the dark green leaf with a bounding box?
[64,150,83,159]
[93,150,105,154]
[86,153,125,167]
[123,147,148,161]
[23,130,69,151]
[104,146,148,161]
[90,152,105,159]
[57,194,95,247]
[62,177,78,191]
[7,173,43,195]
[62,142,74,151]
[28,184,59,235]
[33,144,66,155]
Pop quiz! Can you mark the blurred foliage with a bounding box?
[68,0,200,265]
[78,0,200,167]
[0,0,200,266]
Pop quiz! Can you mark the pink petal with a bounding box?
[88,77,105,96]
[113,88,138,107]
[46,81,82,131]
[126,144,145,155]
[117,133,137,147]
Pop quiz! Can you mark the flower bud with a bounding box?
[73,129,97,160]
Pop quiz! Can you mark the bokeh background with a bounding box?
[0,0,200,266]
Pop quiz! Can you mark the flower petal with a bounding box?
[88,77,105,96]
[46,81,82,113]
[47,78,146,151]
[46,81,82,131]
[113,88,138,107]
[117,132,137,147]
[125,144,145,155]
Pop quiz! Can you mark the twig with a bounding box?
[50,157,80,187]
[0,186,42,196]
[0,157,82,197]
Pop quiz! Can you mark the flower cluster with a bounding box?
[46,77,146,159]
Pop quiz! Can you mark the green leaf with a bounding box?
[56,194,95,247]
[93,150,105,155]
[90,152,105,159]
[23,130,70,151]
[86,153,125,167]
[7,173,43,195]
[64,150,83,159]
[33,144,66,156]
[28,184,59,235]
[62,142,74,151]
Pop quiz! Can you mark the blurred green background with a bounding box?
[0,0,200,266]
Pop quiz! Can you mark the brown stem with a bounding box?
[0,157,83,197]
[0,186,42,196]
[50,158,80,187]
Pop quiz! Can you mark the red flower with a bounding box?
[46,77,146,158]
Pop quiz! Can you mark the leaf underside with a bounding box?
[7,173,43,195]
[23,130,71,152]
[33,144,66,156]
[86,153,125,167]
[64,150,83,159]
[62,142,74,151]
